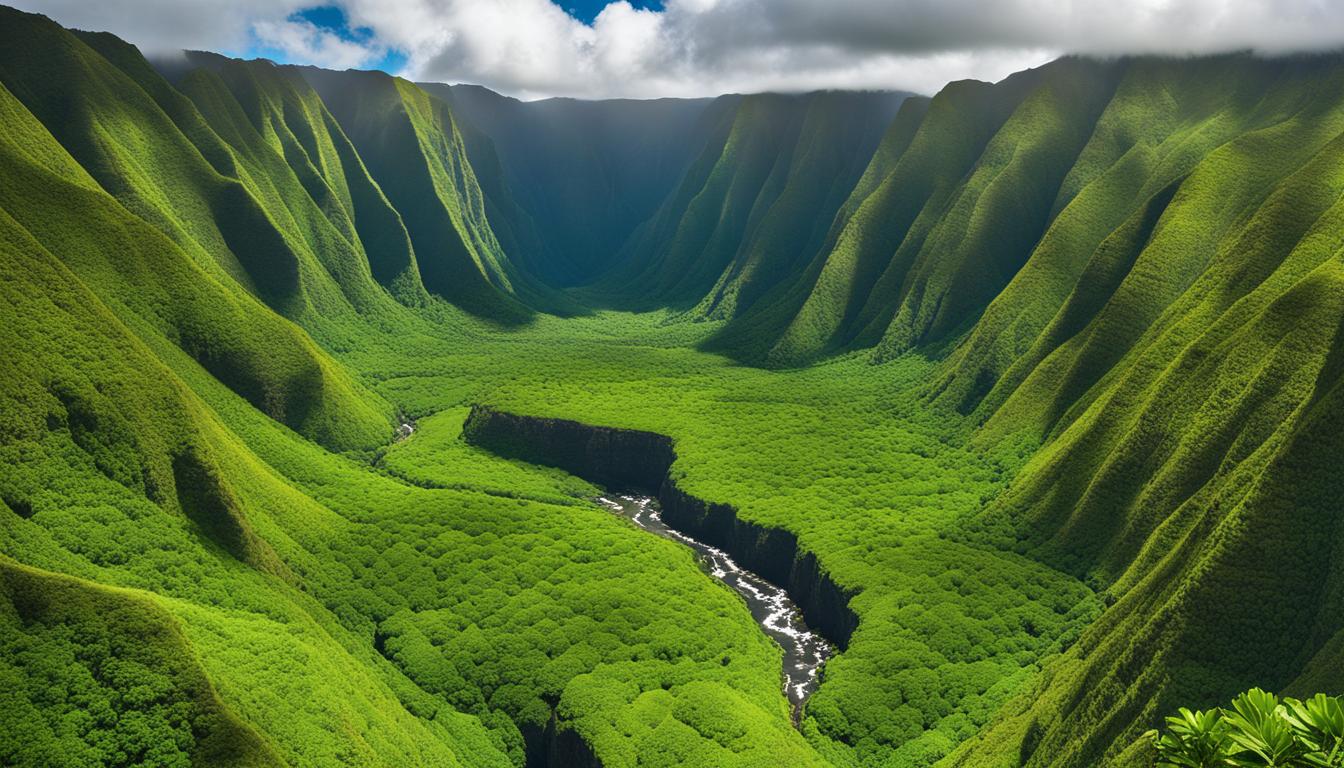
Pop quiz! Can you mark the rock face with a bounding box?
[654,480,859,650]
[463,404,674,490]
[517,711,602,768]
[541,711,603,768]
[462,405,858,650]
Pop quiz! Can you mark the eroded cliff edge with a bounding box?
[462,405,859,651]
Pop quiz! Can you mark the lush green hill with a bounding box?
[5,6,1344,768]
[703,58,1116,365]
[158,50,427,305]
[941,54,1344,768]
[0,10,393,452]
[298,66,539,322]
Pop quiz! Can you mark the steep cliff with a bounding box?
[462,405,859,650]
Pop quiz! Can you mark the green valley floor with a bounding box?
[365,310,1104,765]
[2,296,1097,768]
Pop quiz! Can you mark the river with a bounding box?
[596,493,832,720]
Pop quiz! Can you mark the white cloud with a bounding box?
[9,0,303,54]
[11,0,1344,99]
[251,18,381,69]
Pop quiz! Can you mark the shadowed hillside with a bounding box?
[593,90,907,309]
[428,83,726,287]
[299,66,537,322]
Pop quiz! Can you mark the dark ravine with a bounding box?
[656,482,859,650]
[374,621,600,768]
[463,404,676,492]
[461,401,860,648]
[519,709,602,768]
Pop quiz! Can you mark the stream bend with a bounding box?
[461,405,861,721]
[596,493,832,716]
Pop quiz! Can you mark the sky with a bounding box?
[12,0,1344,100]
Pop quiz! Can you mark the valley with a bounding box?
[3,4,1344,767]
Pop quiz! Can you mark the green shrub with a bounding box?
[1149,689,1344,767]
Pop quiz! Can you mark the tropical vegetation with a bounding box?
[1149,689,1344,768]
[2,4,1343,767]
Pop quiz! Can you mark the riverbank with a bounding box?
[461,404,860,663]
[596,493,832,720]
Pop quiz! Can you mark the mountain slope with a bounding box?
[597,90,905,309]
[0,557,285,768]
[711,58,1116,365]
[160,50,427,304]
[931,54,1344,768]
[0,118,511,763]
[301,67,535,323]
[0,15,393,452]
[430,84,723,287]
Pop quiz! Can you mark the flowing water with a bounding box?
[596,494,832,719]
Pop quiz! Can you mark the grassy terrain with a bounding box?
[4,6,1344,768]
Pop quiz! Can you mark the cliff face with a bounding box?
[462,405,858,650]
[542,711,603,768]
[462,404,675,490]
[517,710,603,768]
[656,482,859,650]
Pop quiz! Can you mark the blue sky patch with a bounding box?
[292,5,362,37]
[563,0,663,25]
[249,5,407,72]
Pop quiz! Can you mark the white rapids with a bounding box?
[596,493,832,719]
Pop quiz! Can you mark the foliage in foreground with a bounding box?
[1150,689,1344,768]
